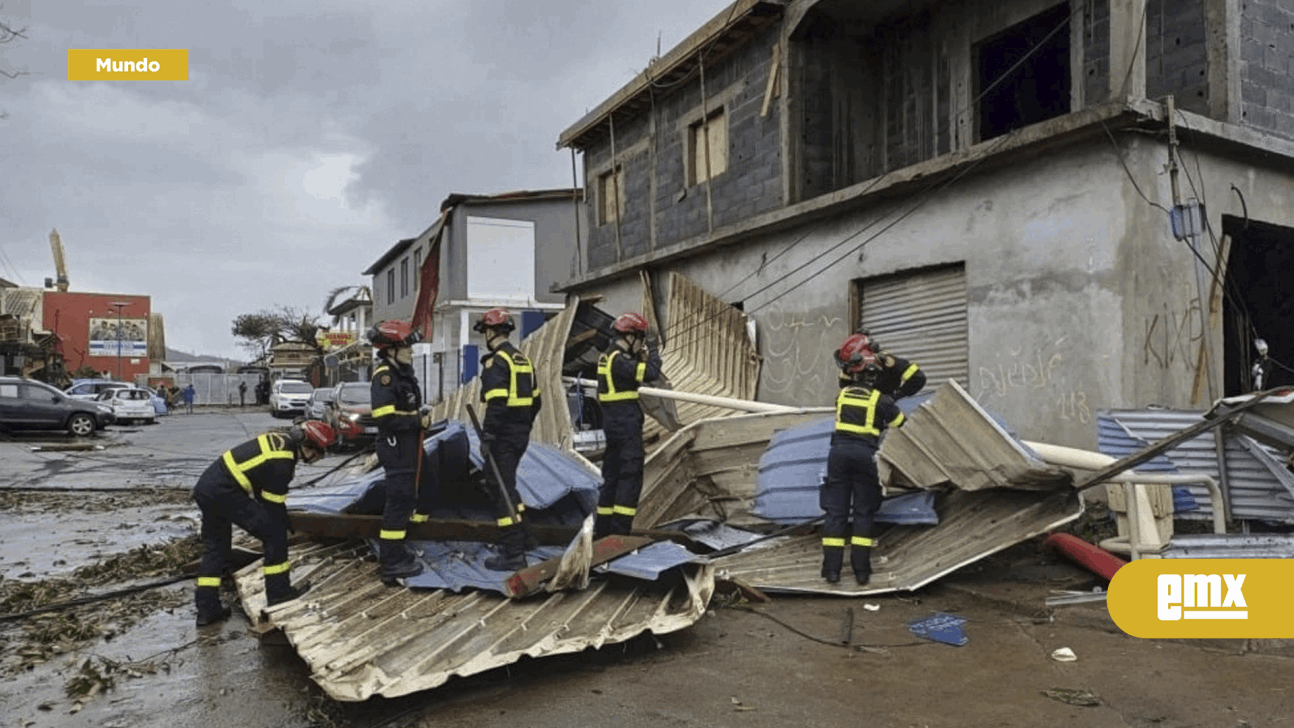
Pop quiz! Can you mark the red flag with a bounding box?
[410,231,442,340]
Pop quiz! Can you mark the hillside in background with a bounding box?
[164,347,238,364]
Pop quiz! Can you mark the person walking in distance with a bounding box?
[594,312,662,539]
[367,320,429,581]
[475,308,542,571]
[821,337,905,586]
[239,380,248,408]
[192,420,334,626]
[182,383,196,414]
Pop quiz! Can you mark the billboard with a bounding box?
[88,317,148,357]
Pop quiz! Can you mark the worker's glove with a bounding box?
[647,348,662,369]
[419,404,434,430]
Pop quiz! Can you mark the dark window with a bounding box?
[386,270,395,305]
[400,258,409,298]
[414,248,422,276]
[976,4,1071,141]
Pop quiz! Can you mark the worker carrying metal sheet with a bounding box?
[822,335,906,586]
[594,312,663,539]
[192,420,334,626]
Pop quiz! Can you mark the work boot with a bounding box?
[613,513,635,536]
[593,513,614,540]
[852,546,872,586]
[379,540,424,580]
[265,574,312,607]
[195,587,231,627]
[821,548,844,584]
[484,526,528,572]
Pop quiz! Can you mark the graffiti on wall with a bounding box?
[975,345,1091,424]
[1142,298,1204,372]
[761,302,844,403]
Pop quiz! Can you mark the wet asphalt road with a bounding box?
[3,409,1293,728]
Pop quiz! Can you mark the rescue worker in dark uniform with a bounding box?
[192,420,335,627]
[836,330,926,399]
[367,319,429,581]
[822,336,906,586]
[595,312,663,539]
[475,308,542,571]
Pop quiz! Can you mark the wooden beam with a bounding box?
[761,42,781,117]
[504,535,655,598]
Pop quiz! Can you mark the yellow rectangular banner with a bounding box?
[1108,558,1294,638]
[68,49,189,81]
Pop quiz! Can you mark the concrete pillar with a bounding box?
[1205,0,1241,123]
[1109,0,1147,101]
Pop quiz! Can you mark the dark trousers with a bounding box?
[484,429,529,520]
[376,430,421,564]
[821,437,881,575]
[194,474,288,595]
[599,403,645,535]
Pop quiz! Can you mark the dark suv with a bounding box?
[0,376,117,436]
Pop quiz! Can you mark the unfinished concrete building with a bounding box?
[556,0,1294,450]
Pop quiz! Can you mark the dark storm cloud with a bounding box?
[0,0,735,357]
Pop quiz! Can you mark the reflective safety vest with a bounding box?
[597,350,647,403]
[835,386,904,438]
[483,350,539,408]
[220,433,295,503]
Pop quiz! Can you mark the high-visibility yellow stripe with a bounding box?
[483,387,509,401]
[261,491,286,504]
[263,561,290,575]
[380,529,406,540]
[822,537,847,547]
[900,363,919,382]
[373,404,397,417]
[222,434,294,492]
[891,412,906,428]
[497,516,516,527]
[486,352,536,407]
[851,536,876,547]
[597,506,614,515]
[598,350,640,402]
[410,513,428,523]
[835,388,881,436]
[196,576,221,588]
[612,505,637,516]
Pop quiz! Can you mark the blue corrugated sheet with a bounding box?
[594,541,699,580]
[288,420,624,593]
[1096,414,1199,513]
[750,410,937,525]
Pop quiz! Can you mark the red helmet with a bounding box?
[366,320,422,349]
[613,312,649,334]
[836,333,878,374]
[296,420,337,451]
[473,308,515,334]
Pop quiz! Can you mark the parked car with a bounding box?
[327,381,377,444]
[94,387,157,425]
[65,379,133,401]
[0,376,116,436]
[305,386,334,422]
[269,379,313,418]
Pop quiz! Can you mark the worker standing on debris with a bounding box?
[836,330,926,399]
[192,420,335,627]
[475,308,543,570]
[822,337,905,586]
[368,320,430,581]
[595,312,663,539]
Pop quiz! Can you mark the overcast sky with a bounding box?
[0,0,732,361]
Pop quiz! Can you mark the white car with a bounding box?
[95,387,157,425]
[65,379,134,401]
[269,379,314,418]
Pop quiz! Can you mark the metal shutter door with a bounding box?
[859,264,968,390]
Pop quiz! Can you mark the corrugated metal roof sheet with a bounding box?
[235,541,714,702]
[637,383,1083,596]
[1099,408,1294,524]
[1163,533,1294,558]
[643,272,761,448]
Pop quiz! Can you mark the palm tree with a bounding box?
[322,285,372,326]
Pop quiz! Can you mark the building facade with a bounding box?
[41,291,152,382]
[555,0,1294,450]
[364,189,585,403]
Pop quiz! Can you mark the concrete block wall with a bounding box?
[582,25,783,272]
[1145,0,1210,115]
[1240,0,1294,139]
[1083,0,1111,105]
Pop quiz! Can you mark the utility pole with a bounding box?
[109,301,130,380]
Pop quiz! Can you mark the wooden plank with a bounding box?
[761,42,781,117]
[504,535,655,598]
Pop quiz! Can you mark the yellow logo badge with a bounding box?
[68,49,189,80]
[1107,559,1294,638]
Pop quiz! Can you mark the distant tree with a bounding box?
[276,305,325,355]
[231,311,279,363]
[0,7,29,120]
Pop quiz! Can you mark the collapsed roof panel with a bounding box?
[234,540,715,702]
